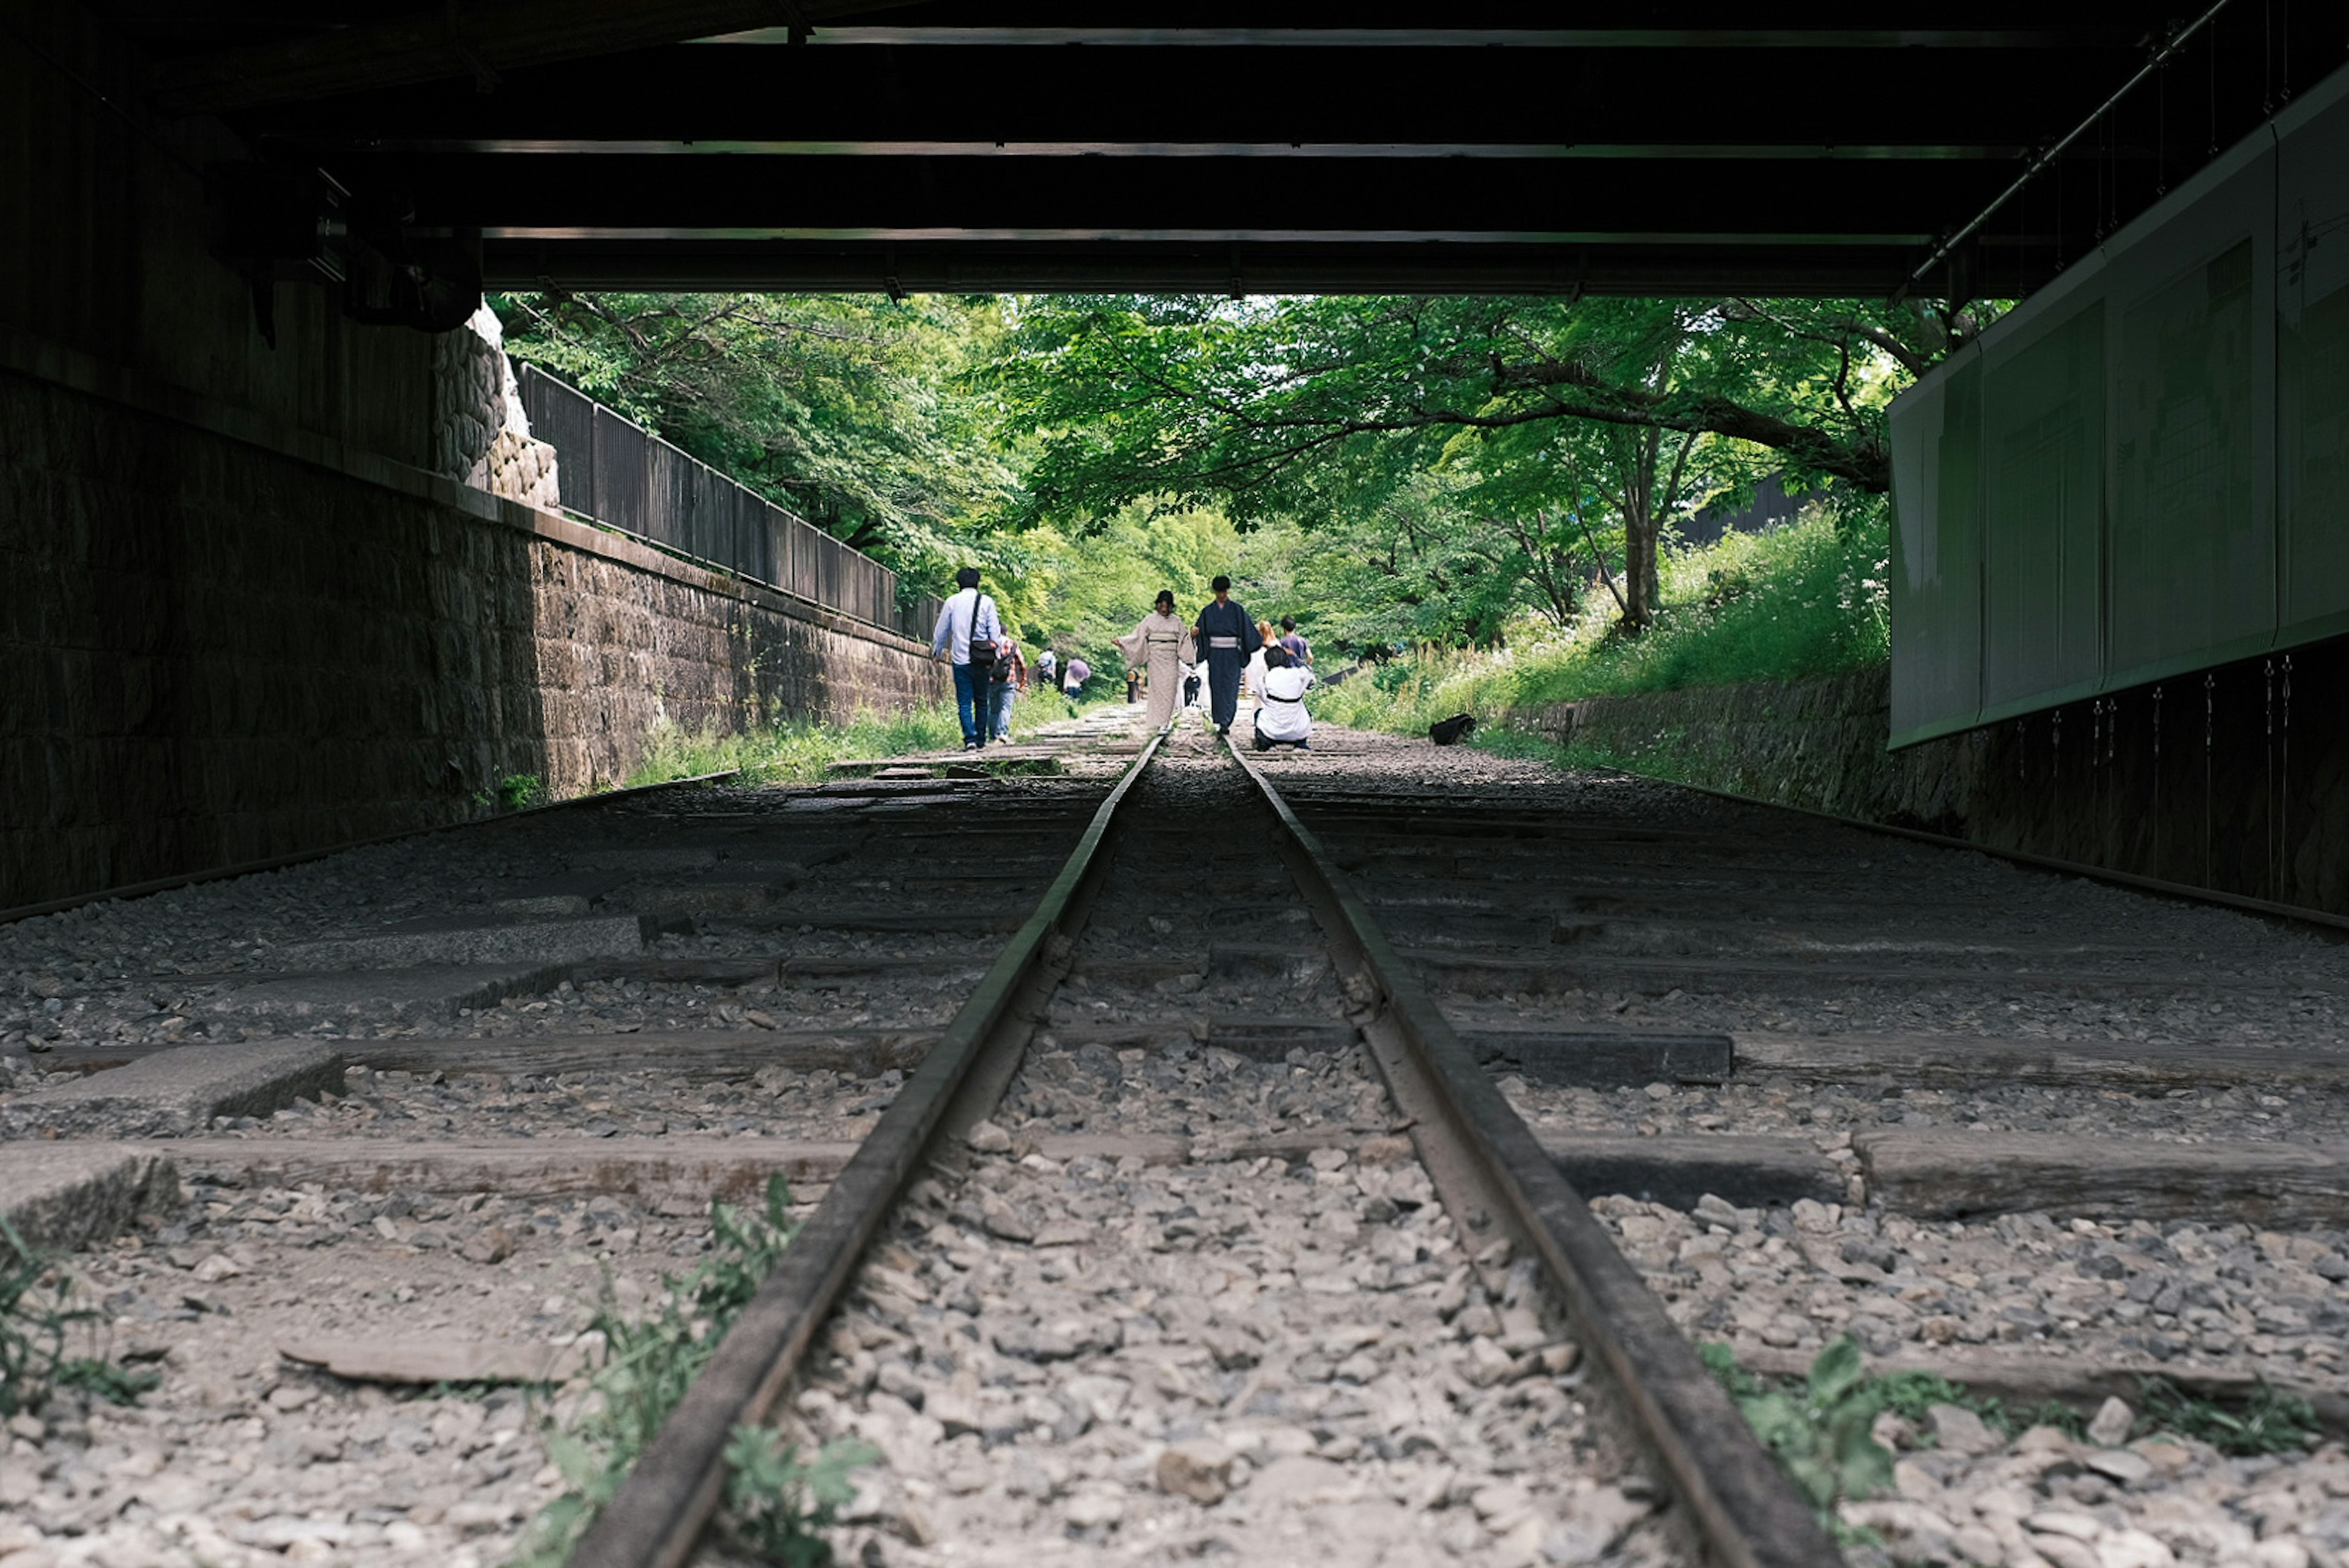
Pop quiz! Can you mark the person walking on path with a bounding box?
[1063,655,1092,697]
[1279,615,1313,668]
[991,638,1026,741]
[1115,590,1191,731]
[929,566,1003,750]
[1193,575,1260,734]
[1036,646,1057,692]
[1251,645,1317,750]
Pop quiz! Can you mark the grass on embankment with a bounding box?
[621,689,1097,788]
[1314,506,1889,747]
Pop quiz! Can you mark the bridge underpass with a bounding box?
[14,14,2349,1568]
[4,1,2347,911]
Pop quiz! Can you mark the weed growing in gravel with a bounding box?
[1703,1337,1894,1522]
[2131,1377,2319,1456]
[0,1216,159,1417]
[1707,1336,2321,1525]
[721,1425,883,1567]
[508,1177,878,1567]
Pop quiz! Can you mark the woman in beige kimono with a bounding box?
[1116,590,1193,730]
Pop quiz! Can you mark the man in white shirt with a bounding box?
[929,566,1003,750]
[1250,645,1316,751]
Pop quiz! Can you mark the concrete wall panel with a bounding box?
[2279,83,2349,645]
[1891,65,2349,747]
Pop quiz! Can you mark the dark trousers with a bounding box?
[1206,650,1243,726]
[952,662,989,746]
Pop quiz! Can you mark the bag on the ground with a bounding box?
[1428,713,1476,746]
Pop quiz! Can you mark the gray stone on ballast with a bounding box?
[0,1144,179,1252]
[274,914,651,970]
[209,964,569,1023]
[2,1041,346,1139]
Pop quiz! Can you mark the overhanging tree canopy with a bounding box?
[992,292,1986,627]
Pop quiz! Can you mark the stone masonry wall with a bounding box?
[0,364,946,910]
[1520,645,2349,917]
[429,308,562,513]
[527,533,946,798]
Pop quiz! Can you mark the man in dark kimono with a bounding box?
[1192,575,1260,735]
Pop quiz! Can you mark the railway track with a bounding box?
[5,714,2347,1568]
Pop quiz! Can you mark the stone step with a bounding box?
[276,913,653,971]
[2,1041,343,1139]
[205,963,571,1023]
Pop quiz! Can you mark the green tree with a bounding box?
[494,290,1018,584]
[991,294,1986,631]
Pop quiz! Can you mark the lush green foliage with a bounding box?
[990,295,1959,520]
[494,286,1959,715]
[494,291,1017,585]
[991,503,1312,682]
[1315,503,1889,735]
[989,292,1978,636]
[511,1178,878,1567]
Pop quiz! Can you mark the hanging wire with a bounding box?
[2265,657,2276,897]
[2056,128,2066,269]
[2210,9,2221,157]
[2264,0,2274,111]
[2094,698,2109,856]
[2280,0,2290,100]
[2281,654,2294,898]
[2158,15,2183,198]
[2203,673,2216,887]
[2104,108,2123,240]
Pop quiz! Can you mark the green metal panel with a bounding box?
[1888,353,1982,745]
[2279,79,2349,645]
[2105,141,2277,690]
[1980,284,2105,716]
[1885,65,2349,746]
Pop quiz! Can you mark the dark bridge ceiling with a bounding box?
[117,1,2341,297]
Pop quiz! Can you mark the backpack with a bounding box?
[1428,713,1476,746]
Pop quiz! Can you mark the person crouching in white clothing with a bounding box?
[1250,645,1316,751]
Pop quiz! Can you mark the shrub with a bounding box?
[1316,505,1890,741]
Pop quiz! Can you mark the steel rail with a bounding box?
[0,769,741,929]
[565,724,1169,1568]
[1224,737,1844,1568]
